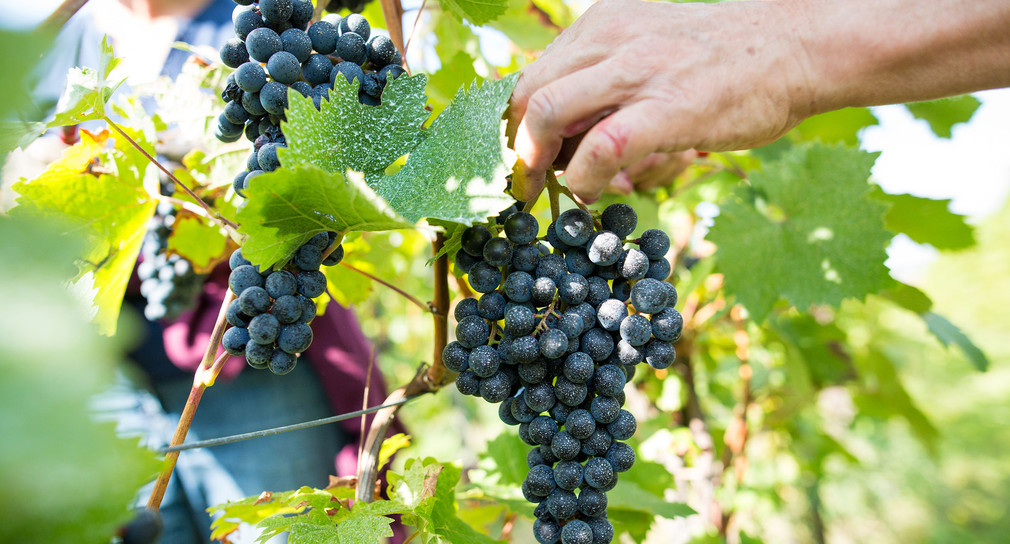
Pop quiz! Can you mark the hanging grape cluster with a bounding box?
[137,192,207,322]
[444,203,683,544]
[217,0,405,198]
[221,232,344,374]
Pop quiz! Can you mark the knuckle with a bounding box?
[524,87,562,130]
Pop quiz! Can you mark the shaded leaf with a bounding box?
[872,188,976,250]
[49,36,124,127]
[439,0,509,25]
[791,107,878,146]
[166,213,229,272]
[904,95,982,138]
[923,312,990,371]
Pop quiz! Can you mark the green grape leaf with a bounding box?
[48,36,124,127]
[235,165,411,269]
[476,433,532,488]
[922,312,990,371]
[439,0,509,25]
[0,216,162,544]
[167,213,229,272]
[208,492,301,541]
[427,52,482,118]
[280,74,430,180]
[427,218,467,267]
[904,95,982,138]
[871,188,976,250]
[708,143,892,321]
[323,258,374,306]
[489,0,562,51]
[378,433,412,471]
[11,128,157,335]
[790,107,878,146]
[373,74,520,225]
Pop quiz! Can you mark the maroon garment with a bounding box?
[161,263,401,476]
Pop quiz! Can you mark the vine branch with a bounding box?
[146,290,235,511]
[105,117,240,238]
[39,0,89,33]
[425,232,450,387]
[339,261,430,313]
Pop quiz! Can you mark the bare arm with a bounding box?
[510,0,1010,202]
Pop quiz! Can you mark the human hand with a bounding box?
[509,0,813,202]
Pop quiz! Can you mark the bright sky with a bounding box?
[863,89,1010,282]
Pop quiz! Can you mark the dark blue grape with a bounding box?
[504,211,538,244]
[565,408,596,440]
[294,243,322,270]
[360,72,383,98]
[271,295,302,324]
[562,519,595,544]
[280,28,312,62]
[533,518,561,544]
[477,292,505,321]
[518,358,547,383]
[618,248,649,280]
[483,238,513,267]
[638,229,670,259]
[510,335,540,363]
[259,81,289,116]
[266,51,301,84]
[455,315,490,348]
[296,270,326,298]
[601,203,637,239]
[331,60,364,87]
[242,91,267,116]
[581,428,613,457]
[646,257,671,280]
[607,410,637,440]
[504,271,533,303]
[259,0,293,24]
[455,370,480,396]
[234,9,264,40]
[553,460,583,491]
[248,313,280,344]
[229,248,251,270]
[226,299,253,328]
[378,64,405,82]
[511,395,538,423]
[587,517,614,544]
[605,441,635,472]
[587,231,623,266]
[615,340,643,365]
[479,371,512,403]
[531,276,557,308]
[336,32,367,65]
[536,253,568,285]
[565,249,596,278]
[554,376,588,406]
[296,295,316,323]
[590,396,621,424]
[468,345,500,378]
[339,14,370,40]
[583,457,615,490]
[629,278,667,314]
[222,326,250,356]
[278,322,312,353]
[524,381,556,413]
[581,328,614,361]
[529,415,558,446]
[307,20,338,54]
[257,142,282,172]
[512,243,540,272]
[593,365,626,397]
[239,286,271,315]
[526,463,557,496]
[454,297,479,321]
[467,261,502,293]
[644,339,676,369]
[245,340,273,368]
[224,100,250,125]
[220,38,249,68]
[546,488,578,519]
[290,0,313,26]
[442,341,470,372]
[619,314,651,346]
[269,349,297,375]
[577,488,608,518]
[501,399,521,426]
[555,208,594,246]
[561,352,593,384]
[649,307,682,342]
[539,329,568,360]
[302,53,333,86]
[366,35,397,67]
[231,264,269,294]
[461,225,492,257]
[558,273,589,305]
[246,28,283,63]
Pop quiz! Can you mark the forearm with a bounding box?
[790,0,1010,115]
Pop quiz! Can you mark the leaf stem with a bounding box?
[546,171,562,222]
[146,290,235,511]
[104,116,240,236]
[339,261,430,313]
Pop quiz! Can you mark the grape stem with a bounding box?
[39,0,89,33]
[104,116,241,238]
[378,0,408,72]
[146,290,235,512]
[546,171,562,221]
[338,261,431,313]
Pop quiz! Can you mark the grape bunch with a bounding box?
[323,0,372,14]
[443,203,683,544]
[217,1,405,199]
[221,232,344,374]
[137,200,207,321]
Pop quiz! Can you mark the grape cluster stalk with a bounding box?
[444,203,683,544]
[216,0,405,198]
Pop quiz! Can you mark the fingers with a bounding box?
[563,100,674,202]
[512,61,636,200]
[624,150,698,191]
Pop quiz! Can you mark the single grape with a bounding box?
[558,273,589,305]
[650,307,683,342]
[644,339,676,369]
[586,517,615,544]
[510,335,540,363]
[531,276,557,307]
[638,229,671,259]
[366,35,397,67]
[293,243,323,270]
[601,203,638,238]
[296,270,326,298]
[504,211,539,244]
[607,410,637,441]
[615,340,644,365]
[504,271,534,303]
[278,322,313,353]
[554,376,588,406]
[296,295,316,323]
[226,299,253,328]
[219,37,249,68]
[565,408,596,440]
[553,460,583,491]
[339,13,370,40]
[280,28,312,62]
[529,415,559,446]
[565,249,596,277]
[546,488,579,519]
[455,370,480,396]
[518,358,547,383]
[555,208,594,246]
[455,315,490,348]
[239,286,271,315]
[512,243,540,272]
[524,381,556,413]
[271,295,303,324]
[468,345,500,378]
[587,231,623,266]
[246,28,283,63]
[581,428,613,457]
[307,20,338,54]
[378,64,406,82]
[619,314,651,346]
[618,248,650,280]
[536,253,568,285]
[229,248,251,270]
[120,510,164,544]
[234,9,264,40]
[259,81,289,116]
[646,257,671,280]
[483,237,513,267]
[222,326,250,356]
[577,488,608,518]
[590,396,621,424]
[461,225,493,256]
[629,278,668,314]
[605,441,635,472]
[248,313,281,344]
[266,51,301,85]
[259,0,293,24]
[539,329,568,360]
[533,518,561,544]
[467,261,502,293]
[454,298,479,322]
[595,299,627,331]
[245,340,273,368]
[581,328,614,362]
[479,371,513,403]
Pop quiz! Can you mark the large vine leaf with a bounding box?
[373,73,519,225]
[235,165,411,269]
[11,128,157,335]
[281,74,430,180]
[708,143,892,321]
[438,0,509,25]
